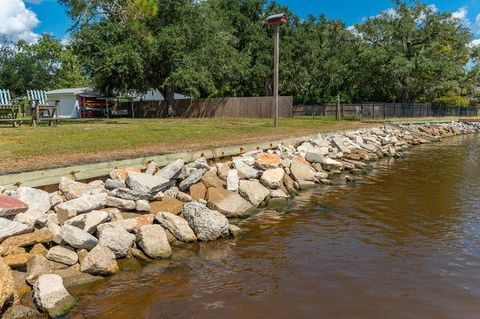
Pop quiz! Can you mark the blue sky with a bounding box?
[3,0,480,42]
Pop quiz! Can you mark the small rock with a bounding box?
[126,172,171,194]
[149,197,184,215]
[232,159,260,179]
[59,177,91,200]
[206,187,254,218]
[155,212,197,242]
[109,167,141,182]
[136,225,172,259]
[155,159,184,180]
[238,180,270,207]
[60,225,98,250]
[145,161,157,175]
[189,183,206,201]
[104,179,126,190]
[1,229,52,248]
[13,213,36,228]
[175,192,192,203]
[110,188,150,201]
[201,171,225,189]
[229,224,243,238]
[255,153,282,170]
[83,210,110,234]
[270,189,289,198]
[33,274,76,318]
[106,196,136,210]
[321,158,344,171]
[49,192,64,209]
[226,169,239,192]
[215,163,230,180]
[55,193,108,224]
[179,169,208,191]
[0,194,28,217]
[135,200,150,212]
[46,246,78,266]
[80,244,118,276]
[30,243,48,256]
[260,168,284,189]
[0,218,32,243]
[290,161,315,181]
[2,305,41,319]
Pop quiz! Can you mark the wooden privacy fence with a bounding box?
[124,96,293,118]
[294,102,478,119]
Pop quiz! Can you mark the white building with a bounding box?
[46,87,100,118]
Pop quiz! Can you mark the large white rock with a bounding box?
[260,168,284,189]
[98,226,135,258]
[105,196,136,210]
[83,210,110,234]
[126,172,171,194]
[16,187,50,215]
[290,161,315,181]
[156,159,184,180]
[55,193,108,223]
[206,187,254,218]
[305,148,325,163]
[46,246,78,266]
[136,225,172,259]
[60,224,98,250]
[182,202,230,241]
[58,177,91,200]
[155,212,197,242]
[226,169,239,192]
[239,180,270,207]
[33,274,76,318]
[0,218,32,242]
[80,244,118,276]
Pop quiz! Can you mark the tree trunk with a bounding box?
[161,85,177,117]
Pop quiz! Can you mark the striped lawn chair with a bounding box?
[0,89,20,127]
[27,90,58,127]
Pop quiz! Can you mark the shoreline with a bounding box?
[0,121,479,318]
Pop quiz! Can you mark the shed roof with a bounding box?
[46,87,96,95]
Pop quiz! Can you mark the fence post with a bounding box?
[336,94,340,121]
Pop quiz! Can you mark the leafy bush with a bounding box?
[432,93,469,107]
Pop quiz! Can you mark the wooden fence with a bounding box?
[294,102,478,119]
[124,96,293,118]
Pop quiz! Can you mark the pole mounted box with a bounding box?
[266,13,288,25]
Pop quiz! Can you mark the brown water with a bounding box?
[68,134,480,319]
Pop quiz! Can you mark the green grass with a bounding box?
[0,117,377,173]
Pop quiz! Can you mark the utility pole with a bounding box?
[267,13,288,128]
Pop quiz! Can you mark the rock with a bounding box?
[83,210,110,234]
[59,177,91,200]
[149,197,184,215]
[232,159,260,179]
[215,162,230,180]
[305,148,325,163]
[314,171,329,180]
[260,168,284,189]
[46,246,78,266]
[88,180,105,194]
[145,161,157,175]
[0,257,16,313]
[155,212,197,242]
[255,153,282,170]
[110,188,149,201]
[0,218,32,243]
[3,305,42,319]
[283,173,296,193]
[182,203,230,241]
[109,167,141,182]
[206,187,254,218]
[135,200,150,212]
[290,161,315,181]
[30,243,48,256]
[98,226,135,258]
[97,214,154,235]
[321,158,344,171]
[104,179,126,190]
[33,274,76,318]
[126,172,171,194]
[297,142,314,156]
[136,225,172,259]
[226,169,239,192]
[270,189,289,198]
[47,221,62,245]
[0,246,25,257]
[60,225,98,250]
[80,245,118,276]
[106,196,136,210]
[0,195,28,217]
[26,255,50,285]
[55,193,108,223]
[1,229,52,248]
[189,157,210,170]
[155,159,184,180]
[3,253,35,268]
[238,180,270,207]
[164,187,179,198]
[15,187,50,216]
[201,171,225,189]
[229,224,243,238]
[13,213,36,228]
[179,169,208,191]
[189,183,206,201]
[175,192,192,203]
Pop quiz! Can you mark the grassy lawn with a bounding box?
[0,117,377,173]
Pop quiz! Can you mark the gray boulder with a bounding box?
[110,188,150,201]
[260,168,284,189]
[239,180,270,207]
[135,200,150,212]
[136,225,172,259]
[290,161,315,181]
[232,159,260,179]
[105,196,136,210]
[98,226,135,258]
[0,218,32,242]
[58,177,90,200]
[33,274,76,318]
[60,224,98,250]
[126,172,171,194]
[179,168,208,191]
[226,169,239,192]
[156,159,184,180]
[55,193,107,223]
[83,210,110,234]
[155,212,197,242]
[182,202,230,241]
[104,179,126,190]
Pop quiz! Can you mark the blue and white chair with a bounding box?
[27,90,58,126]
[0,89,20,127]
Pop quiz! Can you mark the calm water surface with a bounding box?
[68,134,480,319]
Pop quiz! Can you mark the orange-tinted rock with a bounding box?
[149,197,184,215]
[292,155,310,166]
[1,229,52,248]
[189,183,207,201]
[255,153,282,169]
[109,167,141,182]
[201,171,225,189]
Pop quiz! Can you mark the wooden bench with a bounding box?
[27,90,59,127]
[0,89,21,127]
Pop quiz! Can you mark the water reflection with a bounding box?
[68,134,480,319]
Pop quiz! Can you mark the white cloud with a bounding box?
[469,39,480,48]
[0,0,40,43]
[452,7,468,20]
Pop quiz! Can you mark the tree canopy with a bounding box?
[0,0,478,106]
